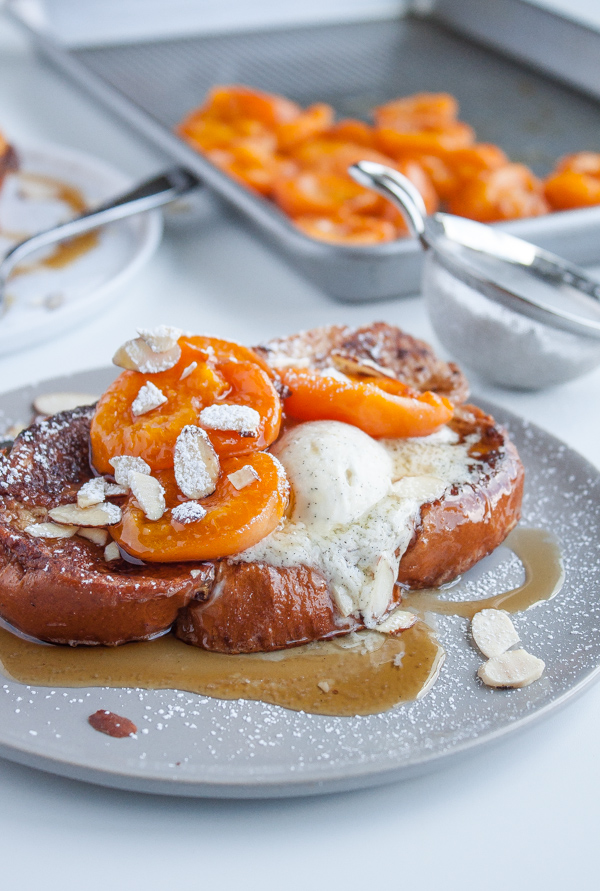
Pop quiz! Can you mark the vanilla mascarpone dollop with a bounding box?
[235,420,478,627]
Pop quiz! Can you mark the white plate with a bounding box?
[0,370,599,798]
[0,143,162,355]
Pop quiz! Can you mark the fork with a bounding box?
[0,166,201,310]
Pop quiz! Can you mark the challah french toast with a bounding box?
[0,323,523,653]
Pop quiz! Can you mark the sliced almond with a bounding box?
[131,381,167,416]
[375,608,417,635]
[472,609,520,658]
[330,352,397,379]
[112,337,181,374]
[77,477,106,509]
[109,456,151,489]
[478,649,545,688]
[25,522,78,539]
[180,361,197,381]
[129,471,166,521]
[174,425,220,499]
[78,527,109,547]
[199,403,260,437]
[137,325,183,353]
[367,555,397,622]
[330,583,354,618]
[104,482,129,497]
[49,502,122,527]
[171,501,207,524]
[227,464,259,491]
[104,541,121,562]
[33,392,99,416]
[317,681,331,693]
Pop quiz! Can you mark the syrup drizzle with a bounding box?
[0,527,562,716]
[1,172,98,277]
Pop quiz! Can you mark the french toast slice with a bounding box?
[174,403,524,653]
[0,407,212,645]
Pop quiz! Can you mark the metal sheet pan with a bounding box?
[8,0,600,300]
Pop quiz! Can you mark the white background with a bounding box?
[0,2,599,889]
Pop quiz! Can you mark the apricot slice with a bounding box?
[544,152,600,210]
[279,368,453,437]
[112,452,289,562]
[91,337,281,474]
[448,163,549,222]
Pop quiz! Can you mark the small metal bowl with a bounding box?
[350,161,600,390]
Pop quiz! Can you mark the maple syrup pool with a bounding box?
[0,527,562,717]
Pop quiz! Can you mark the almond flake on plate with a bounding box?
[103,541,121,562]
[112,337,181,373]
[32,392,99,416]
[49,502,122,527]
[137,325,183,353]
[174,425,220,499]
[129,471,166,521]
[478,649,545,688]
[375,607,417,635]
[171,501,207,524]
[109,455,151,489]
[199,404,260,437]
[472,608,520,658]
[227,464,259,490]
[77,477,106,509]
[25,521,79,539]
[78,527,109,547]
[131,381,168,416]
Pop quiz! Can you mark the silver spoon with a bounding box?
[0,166,201,310]
[350,160,600,389]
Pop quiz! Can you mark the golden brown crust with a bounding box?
[0,410,213,645]
[397,404,524,588]
[255,321,469,404]
[175,562,359,654]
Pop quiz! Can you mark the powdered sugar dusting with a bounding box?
[131,382,167,416]
[171,501,207,524]
[174,425,219,499]
[200,404,260,436]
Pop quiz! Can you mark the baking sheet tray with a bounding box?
[8,0,600,300]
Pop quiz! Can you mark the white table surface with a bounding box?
[0,10,599,891]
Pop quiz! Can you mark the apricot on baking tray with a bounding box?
[447,162,549,222]
[91,336,282,474]
[375,121,476,157]
[272,170,381,218]
[293,214,399,244]
[373,92,459,131]
[193,85,301,128]
[278,368,453,437]
[544,152,600,210]
[112,452,288,562]
[276,102,334,150]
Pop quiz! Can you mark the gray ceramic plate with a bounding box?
[0,368,598,799]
